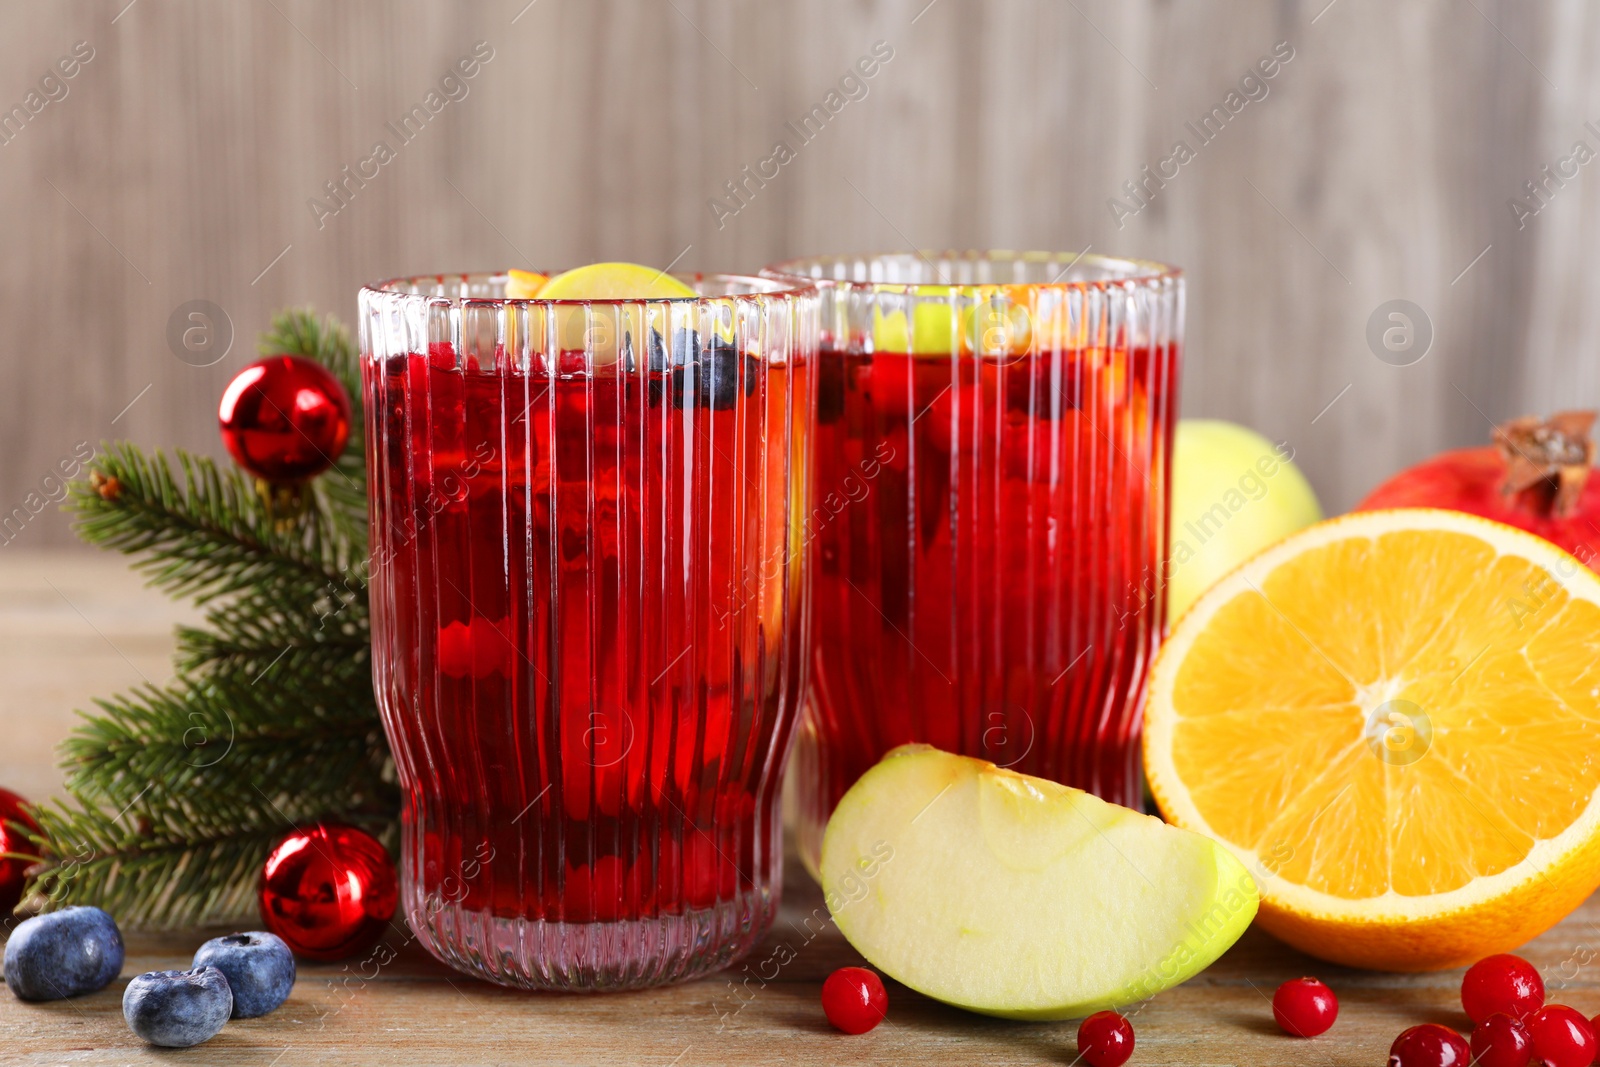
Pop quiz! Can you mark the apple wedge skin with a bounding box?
[820,745,1259,1021]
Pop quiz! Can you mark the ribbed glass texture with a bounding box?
[359,272,817,990]
[763,251,1182,878]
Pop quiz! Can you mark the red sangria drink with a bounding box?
[360,268,817,990]
[763,252,1182,875]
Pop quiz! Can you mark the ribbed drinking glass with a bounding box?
[360,271,817,989]
[763,251,1182,876]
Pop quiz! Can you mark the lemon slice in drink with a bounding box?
[536,262,696,300]
[528,263,696,363]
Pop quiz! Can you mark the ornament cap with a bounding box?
[255,478,309,531]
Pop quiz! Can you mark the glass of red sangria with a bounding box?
[359,268,817,989]
[762,251,1182,876]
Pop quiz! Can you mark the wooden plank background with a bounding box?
[1,0,1597,547]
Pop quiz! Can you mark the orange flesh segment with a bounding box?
[1170,527,1600,900]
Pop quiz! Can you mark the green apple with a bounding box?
[871,287,958,354]
[820,745,1257,1020]
[869,287,1032,356]
[1167,419,1322,621]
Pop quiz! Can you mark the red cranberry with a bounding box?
[1461,954,1545,1024]
[1471,1013,1533,1067]
[1076,1011,1135,1067]
[821,967,887,1035]
[1389,1023,1472,1067]
[1272,976,1338,1037]
[1524,1004,1597,1067]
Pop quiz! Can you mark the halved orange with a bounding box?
[1144,507,1600,971]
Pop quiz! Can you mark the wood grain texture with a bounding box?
[21,887,1600,1066]
[0,550,199,804]
[0,0,1596,547]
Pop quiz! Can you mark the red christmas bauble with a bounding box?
[219,355,351,483]
[0,787,40,915]
[259,822,397,960]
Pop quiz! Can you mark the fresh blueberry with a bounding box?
[192,931,295,1018]
[646,329,755,411]
[647,328,697,407]
[815,353,848,424]
[4,906,124,1001]
[123,967,232,1048]
[646,327,687,373]
[701,336,753,411]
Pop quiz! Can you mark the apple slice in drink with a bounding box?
[820,745,1257,1020]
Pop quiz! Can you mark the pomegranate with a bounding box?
[1357,411,1600,569]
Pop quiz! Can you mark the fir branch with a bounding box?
[60,679,387,809]
[69,445,348,604]
[173,580,368,677]
[27,800,393,929]
[27,306,395,928]
[27,811,288,928]
[313,473,369,561]
[32,678,395,927]
[174,628,369,683]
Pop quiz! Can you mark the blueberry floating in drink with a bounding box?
[646,327,755,409]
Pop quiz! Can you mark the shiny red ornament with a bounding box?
[259,823,396,961]
[1358,411,1600,567]
[219,355,351,483]
[0,787,40,915]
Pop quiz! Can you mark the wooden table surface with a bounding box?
[4,550,1600,1066]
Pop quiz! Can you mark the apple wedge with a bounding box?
[820,745,1258,1020]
